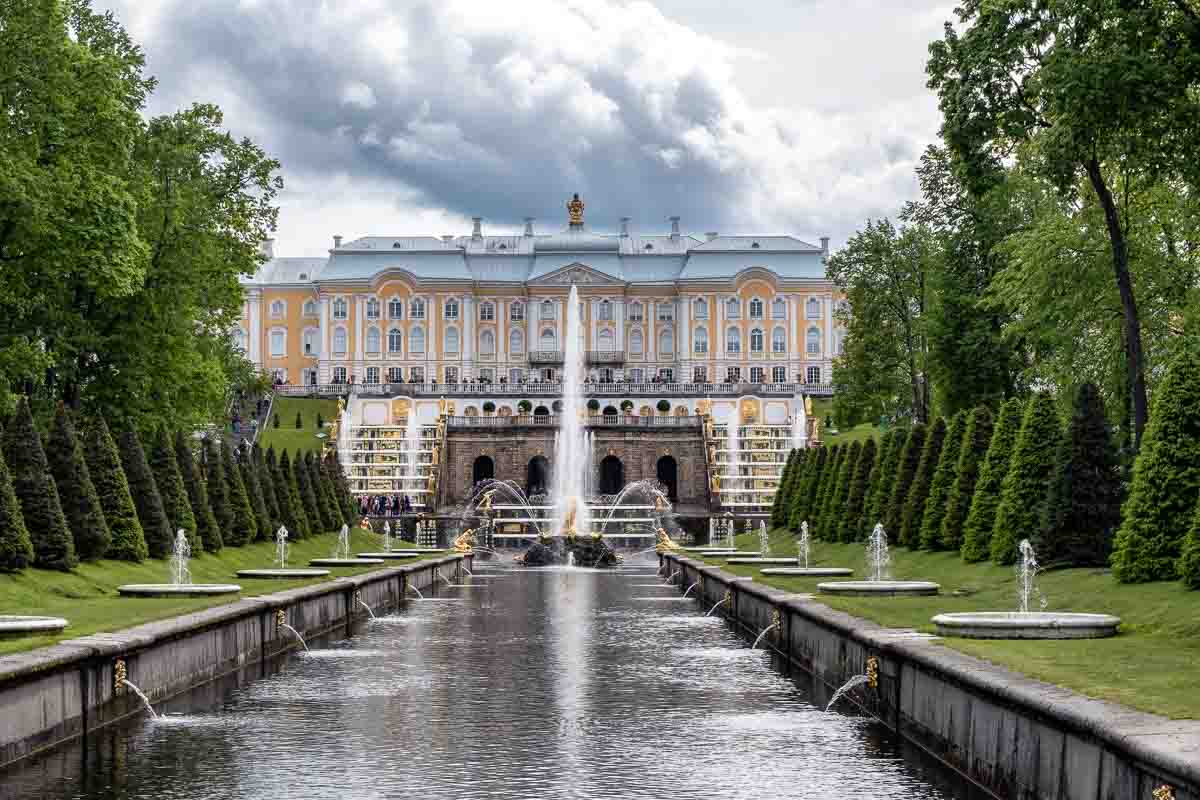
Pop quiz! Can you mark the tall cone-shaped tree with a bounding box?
[838,438,876,542]
[204,438,233,543]
[4,398,76,570]
[119,428,173,560]
[149,428,197,552]
[936,407,993,551]
[919,411,968,550]
[810,445,841,536]
[220,440,257,546]
[0,447,34,571]
[277,450,309,538]
[791,447,826,531]
[294,450,323,534]
[326,450,357,523]
[175,431,220,552]
[772,450,800,527]
[84,417,147,561]
[899,418,946,547]
[990,393,1063,565]
[239,444,272,542]
[308,451,341,533]
[1037,383,1122,567]
[1178,496,1200,590]
[960,398,1023,562]
[1112,342,1200,583]
[864,429,900,536]
[822,441,860,541]
[254,444,282,529]
[47,405,110,560]
[883,424,926,539]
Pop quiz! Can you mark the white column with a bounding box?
[354,296,365,363]
[527,299,536,377]
[824,294,833,363]
[717,295,725,368]
[679,296,689,376]
[614,299,624,350]
[590,299,598,351]
[647,301,656,362]
[318,296,329,381]
[428,294,438,378]
[463,296,474,375]
[248,290,262,366]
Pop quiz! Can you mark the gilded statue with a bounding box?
[567,193,585,225]
[655,527,682,554]
[562,496,579,540]
[803,394,813,416]
[452,528,477,553]
[478,489,496,515]
[654,494,668,514]
[337,397,346,417]
[696,399,712,418]
[812,416,822,442]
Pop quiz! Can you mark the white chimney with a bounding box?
[524,217,535,237]
[472,217,483,240]
[669,216,680,241]
[333,234,343,249]
[620,217,631,237]
[820,236,830,254]
[706,231,719,241]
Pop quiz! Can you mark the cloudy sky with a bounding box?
[98,0,952,257]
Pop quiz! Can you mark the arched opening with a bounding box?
[533,405,551,417]
[464,405,479,416]
[527,456,550,497]
[602,405,618,418]
[472,455,494,486]
[656,456,678,502]
[599,455,624,495]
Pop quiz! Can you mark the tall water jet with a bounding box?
[404,407,422,488]
[798,521,810,568]
[758,521,770,556]
[276,526,290,569]
[725,413,740,511]
[792,396,808,450]
[169,529,192,586]
[1016,539,1045,613]
[816,523,939,596]
[118,529,242,597]
[866,523,890,582]
[551,284,592,540]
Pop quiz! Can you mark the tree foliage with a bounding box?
[276,449,309,538]
[83,416,146,562]
[175,430,220,552]
[118,427,172,559]
[865,428,903,534]
[918,410,968,550]
[3,398,76,570]
[0,439,34,571]
[220,439,256,546]
[149,427,197,552]
[46,404,110,560]
[204,438,233,544]
[812,445,843,538]
[772,449,800,527]
[838,438,876,542]
[238,444,272,542]
[884,424,926,539]
[899,417,946,548]
[960,399,1023,562]
[990,393,1063,565]
[937,407,993,552]
[791,447,826,531]
[294,449,323,535]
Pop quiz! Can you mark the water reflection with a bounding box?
[2,560,979,799]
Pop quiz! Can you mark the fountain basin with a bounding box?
[818,580,940,597]
[725,557,804,565]
[0,615,68,638]
[235,568,331,579]
[117,584,242,598]
[760,567,855,577]
[357,551,422,559]
[308,558,385,567]
[931,611,1121,639]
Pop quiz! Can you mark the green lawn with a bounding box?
[808,397,883,446]
[0,529,443,656]
[699,527,1200,719]
[257,396,340,455]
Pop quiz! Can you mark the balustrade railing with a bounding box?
[275,381,834,398]
[446,414,703,428]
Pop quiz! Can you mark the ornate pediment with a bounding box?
[532,262,623,286]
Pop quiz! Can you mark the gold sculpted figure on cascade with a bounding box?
[453,528,477,553]
[655,527,682,554]
[567,193,585,225]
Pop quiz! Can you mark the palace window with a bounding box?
[444,327,460,354]
[411,366,425,382]
[806,327,821,355]
[303,299,317,317]
[726,366,741,383]
[540,300,555,320]
[480,302,495,321]
[726,327,741,354]
[693,327,708,354]
[749,298,764,319]
[509,368,524,384]
[365,327,381,354]
[509,329,524,354]
[750,328,764,353]
[628,302,644,322]
[303,368,317,386]
[772,298,786,319]
[659,329,674,355]
[366,297,380,319]
[693,366,708,383]
[389,297,404,319]
[599,299,612,321]
[333,366,347,384]
[332,327,347,355]
[388,328,402,353]
[597,328,614,352]
[726,297,741,320]
[332,298,348,319]
[387,367,403,383]
[270,300,285,319]
[750,366,765,383]
[365,367,380,385]
[772,327,786,353]
[772,366,787,383]
[693,298,708,319]
[445,366,459,383]
[479,368,494,383]
[806,297,821,319]
[409,328,425,354]
[659,368,673,382]
[806,365,822,384]
[410,298,425,319]
[480,329,495,355]
[270,328,286,357]
[657,302,674,322]
[444,299,459,320]
[629,329,643,354]
[510,301,524,321]
[539,329,557,351]
[628,368,644,383]
[303,328,319,356]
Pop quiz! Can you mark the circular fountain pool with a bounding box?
[308,558,385,567]
[0,615,68,638]
[356,551,422,559]
[235,568,331,579]
[761,567,854,577]
[931,611,1121,639]
[817,580,940,597]
[725,557,807,565]
[117,584,242,598]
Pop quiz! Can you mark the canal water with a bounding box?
[2,558,982,799]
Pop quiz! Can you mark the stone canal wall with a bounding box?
[663,553,1200,800]
[0,555,469,770]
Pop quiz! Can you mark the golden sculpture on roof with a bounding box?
[567,193,585,225]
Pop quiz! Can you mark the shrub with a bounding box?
[518,400,532,413]
[293,449,323,534]
[883,424,926,539]
[47,405,110,561]
[899,417,946,548]
[918,411,968,550]
[307,451,341,532]
[811,445,842,537]
[620,400,634,412]
[771,449,800,527]
[3,398,76,570]
[317,412,325,429]
[791,447,827,531]
[936,407,993,552]
[1178,495,1200,589]
[204,438,233,543]
[864,429,900,536]
[271,447,305,537]
[1037,383,1123,568]
[822,441,859,540]
[1112,342,1200,582]
[119,428,173,560]
[325,450,357,524]
[278,450,310,538]
[221,440,257,546]
[656,399,671,413]
[253,443,282,530]
[149,427,197,552]
[295,411,303,429]
[273,413,280,428]
[990,392,1063,565]
[175,430,220,552]
[238,444,272,542]
[0,445,33,572]
[960,398,1023,562]
[85,417,148,561]
[838,438,876,542]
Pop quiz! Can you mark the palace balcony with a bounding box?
[528,350,564,364]
[586,350,625,365]
[445,414,703,429]
[277,381,834,399]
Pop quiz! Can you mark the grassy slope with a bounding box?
[0,529,442,656]
[257,396,340,455]
[699,527,1200,719]
[809,397,882,446]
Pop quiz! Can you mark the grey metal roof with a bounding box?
[321,252,472,282]
[529,254,624,281]
[691,235,820,252]
[677,251,826,280]
[242,257,327,285]
[338,236,459,251]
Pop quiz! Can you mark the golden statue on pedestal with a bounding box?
[655,527,682,554]
[562,496,579,540]
[654,494,668,514]
[696,399,712,418]
[452,528,477,553]
[478,489,495,515]
[567,193,585,226]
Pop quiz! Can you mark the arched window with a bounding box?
[302,299,317,317]
[693,298,708,319]
[659,329,674,355]
[540,300,555,320]
[332,297,348,319]
[388,297,404,319]
[806,326,821,355]
[388,328,402,353]
[444,299,459,319]
[597,328,614,351]
[750,328,764,352]
[629,329,643,354]
[726,327,741,354]
[366,297,380,319]
[599,299,612,321]
[270,300,285,319]
[629,302,644,322]
[510,301,524,321]
[365,327,381,354]
[410,327,425,353]
[772,326,786,353]
[725,297,741,319]
[509,329,524,354]
[806,297,821,319]
[480,302,495,321]
[410,298,426,319]
[332,327,347,355]
[302,328,319,356]
[693,327,708,354]
[749,298,764,319]
[444,327,460,354]
[480,330,495,355]
[232,328,247,352]
[539,328,556,351]
[772,297,786,319]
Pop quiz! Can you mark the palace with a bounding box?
[239,198,843,528]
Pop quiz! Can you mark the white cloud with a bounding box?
[341,81,377,109]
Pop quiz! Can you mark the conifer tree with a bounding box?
[239,444,272,541]
[772,450,799,527]
[0,446,34,571]
[149,427,197,552]
[899,417,946,548]
[204,438,234,542]
[294,450,323,534]
[277,450,309,537]
[309,451,341,533]
[84,417,148,561]
[990,392,1063,565]
[864,429,900,536]
[175,431,220,552]
[838,438,876,542]
[1178,495,1200,590]
[935,407,992,551]
[1112,342,1200,583]
[326,450,357,523]
[822,441,859,540]
[118,428,173,560]
[221,440,257,546]
[790,447,826,531]
[4,398,76,570]
[960,398,1023,562]
[1037,383,1123,567]
[919,410,968,550]
[47,405,110,561]
[883,424,926,539]
[811,444,843,537]
[269,447,304,537]
[254,443,282,528]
